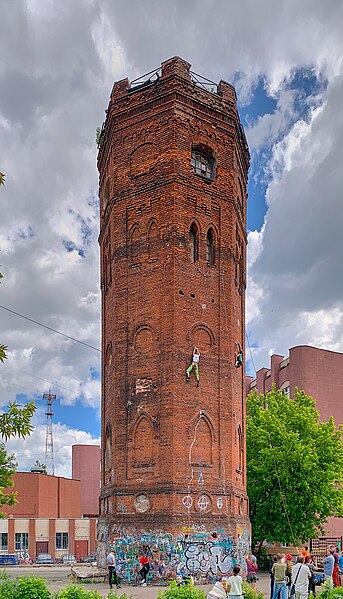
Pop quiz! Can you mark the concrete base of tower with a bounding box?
[97,514,251,584]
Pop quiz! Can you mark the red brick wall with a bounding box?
[98,57,250,533]
[58,478,81,518]
[3,473,81,519]
[8,519,14,553]
[48,519,55,556]
[28,519,35,558]
[72,445,100,516]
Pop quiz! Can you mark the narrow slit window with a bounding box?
[206,228,215,265]
[189,224,198,262]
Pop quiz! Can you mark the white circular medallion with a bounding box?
[134,494,150,513]
[182,495,193,510]
[198,495,210,511]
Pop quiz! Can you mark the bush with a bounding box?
[108,591,132,599]
[0,577,51,599]
[55,587,102,598]
[157,580,206,599]
[319,587,343,599]
[0,578,15,599]
[55,586,132,599]
[242,582,264,599]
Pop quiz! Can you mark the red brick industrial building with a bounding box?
[2,472,96,559]
[246,344,343,538]
[72,444,100,518]
[97,56,251,576]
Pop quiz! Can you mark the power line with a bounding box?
[246,331,257,376]
[0,304,101,353]
[5,363,77,394]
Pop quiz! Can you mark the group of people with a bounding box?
[208,545,343,599]
[106,550,150,590]
[270,545,343,599]
[207,554,257,599]
[106,545,343,594]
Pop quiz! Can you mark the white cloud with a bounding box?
[5,422,100,478]
[247,67,343,370]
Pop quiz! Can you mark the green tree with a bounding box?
[246,387,343,550]
[0,401,36,514]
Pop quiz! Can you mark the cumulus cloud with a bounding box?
[247,68,343,370]
[5,421,100,478]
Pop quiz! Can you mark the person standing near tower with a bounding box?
[186,347,200,386]
[106,549,120,590]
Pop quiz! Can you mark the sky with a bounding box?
[1,0,343,476]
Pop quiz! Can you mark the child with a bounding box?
[227,565,243,598]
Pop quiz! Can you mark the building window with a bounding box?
[191,147,215,180]
[280,381,290,397]
[206,228,215,265]
[0,533,8,550]
[15,533,28,551]
[56,532,69,550]
[189,224,198,263]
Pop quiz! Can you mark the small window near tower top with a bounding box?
[191,147,215,180]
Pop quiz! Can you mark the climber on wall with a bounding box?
[186,346,200,387]
[235,343,243,368]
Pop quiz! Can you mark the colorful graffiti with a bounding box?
[97,521,251,583]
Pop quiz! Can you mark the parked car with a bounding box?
[62,554,77,565]
[80,552,97,564]
[36,553,54,564]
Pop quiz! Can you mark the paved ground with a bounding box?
[1,566,273,597]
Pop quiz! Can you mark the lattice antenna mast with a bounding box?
[43,391,56,475]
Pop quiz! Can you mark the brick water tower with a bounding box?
[97,57,250,574]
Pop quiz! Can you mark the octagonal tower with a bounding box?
[97,57,250,579]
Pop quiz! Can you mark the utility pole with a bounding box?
[43,391,56,475]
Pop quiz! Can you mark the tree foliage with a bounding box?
[246,387,343,547]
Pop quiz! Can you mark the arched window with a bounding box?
[105,342,112,367]
[130,225,140,260]
[189,224,198,263]
[103,178,110,209]
[191,147,215,180]
[148,221,158,256]
[133,416,155,467]
[206,228,215,265]
[105,426,112,472]
[190,416,213,467]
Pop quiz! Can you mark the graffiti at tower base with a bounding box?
[97,521,250,583]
